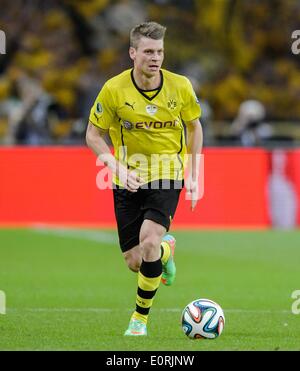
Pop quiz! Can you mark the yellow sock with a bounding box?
[134,259,162,325]
[131,311,148,324]
[161,241,171,265]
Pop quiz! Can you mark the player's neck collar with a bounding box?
[130,69,163,101]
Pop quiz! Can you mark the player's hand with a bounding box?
[117,165,144,192]
[185,176,199,211]
[126,170,144,192]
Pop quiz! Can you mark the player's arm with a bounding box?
[86,122,116,170]
[185,118,203,211]
[86,123,142,192]
[87,83,143,191]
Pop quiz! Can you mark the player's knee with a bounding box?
[140,237,155,251]
[140,237,160,261]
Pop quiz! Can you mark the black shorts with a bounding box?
[113,180,183,252]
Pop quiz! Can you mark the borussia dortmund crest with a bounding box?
[168,99,177,110]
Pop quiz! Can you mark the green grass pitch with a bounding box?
[0,228,299,351]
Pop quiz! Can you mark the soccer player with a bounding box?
[86,22,203,336]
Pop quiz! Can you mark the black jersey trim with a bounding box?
[120,121,127,163]
[178,123,184,155]
[175,122,184,179]
[130,69,163,101]
[177,131,184,174]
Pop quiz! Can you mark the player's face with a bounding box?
[130,37,164,77]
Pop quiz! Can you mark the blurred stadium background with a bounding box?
[1,0,300,146]
[1,0,300,351]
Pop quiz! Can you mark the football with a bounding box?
[181,298,225,339]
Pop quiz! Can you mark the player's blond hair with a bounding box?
[130,22,166,48]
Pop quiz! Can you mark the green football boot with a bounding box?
[124,318,147,336]
[161,234,176,286]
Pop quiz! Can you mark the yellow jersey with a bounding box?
[89,68,201,185]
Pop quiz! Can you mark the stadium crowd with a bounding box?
[0,0,300,145]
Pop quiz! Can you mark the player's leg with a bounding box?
[144,182,182,286]
[113,186,144,271]
[121,233,175,276]
[122,230,175,275]
[123,244,142,272]
[124,219,165,336]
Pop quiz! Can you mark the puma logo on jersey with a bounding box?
[125,102,135,110]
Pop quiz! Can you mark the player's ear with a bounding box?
[129,47,136,61]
